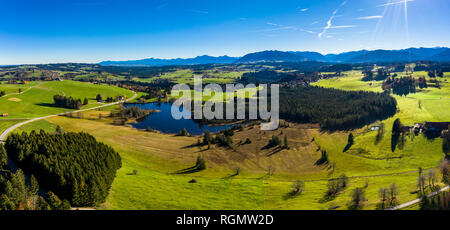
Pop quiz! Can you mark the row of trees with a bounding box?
[200,129,240,149]
[53,95,83,109]
[427,70,444,78]
[286,162,448,210]
[382,77,417,96]
[378,183,399,209]
[4,130,122,206]
[279,86,398,130]
[112,106,151,120]
[416,76,428,89]
[417,168,439,194]
[362,68,391,82]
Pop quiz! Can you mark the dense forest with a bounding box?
[239,70,302,84]
[99,65,178,79]
[238,70,337,85]
[4,131,122,206]
[279,86,398,130]
[362,68,391,82]
[0,145,70,210]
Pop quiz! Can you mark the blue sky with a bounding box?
[1,0,449,64]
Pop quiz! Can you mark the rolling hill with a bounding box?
[346,50,419,63]
[236,50,306,63]
[431,49,450,62]
[99,55,239,67]
[290,51,327,62]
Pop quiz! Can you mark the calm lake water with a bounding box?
[126,102,233,135]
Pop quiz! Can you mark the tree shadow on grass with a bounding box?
[282,191,302,201]
[256,174,272,180]
[315,158,329,166]
[173,157,206,174]
[222,172,239,180]
[266,147,283,157]
[182,143,201,149]
[318,194,338,204]
[173,165,205,174]
[343,143,352,153]
[35,102,58,107]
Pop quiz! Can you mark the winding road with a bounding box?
[0,91,137,143]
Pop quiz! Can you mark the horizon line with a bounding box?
[1,46,448,66]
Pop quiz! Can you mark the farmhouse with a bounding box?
[414,123,424,130]
[413,123,424,133]
[1,113,8,117]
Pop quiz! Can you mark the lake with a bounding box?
[126,102,234,135]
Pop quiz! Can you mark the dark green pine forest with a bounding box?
[4,131,122,207]
[279,86,398,130]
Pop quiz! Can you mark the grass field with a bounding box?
[0,81,41,95]
[133,69,247,84]
[42,110,445,210]
[172,86,261,102]
[2,70,448,210]
[0,120,24,134]
[313,71,449,162]
[0,80,134,119]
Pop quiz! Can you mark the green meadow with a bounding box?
[0,80,134,119]
[313,71,449,162]
[1,70,448,210]
[44,115,434,210]
[133,69,247,84]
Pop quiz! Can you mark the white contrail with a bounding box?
[356,16,383,20]
[300,29,317,34]
[250,22,298,33]
[318,1,351,39]
[377,0,414,7]
[318,9,338,39]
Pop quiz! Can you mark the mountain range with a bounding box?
[99,55,238,67]
[99,47,450,67]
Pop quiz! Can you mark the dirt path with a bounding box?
[0,85,38,98]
